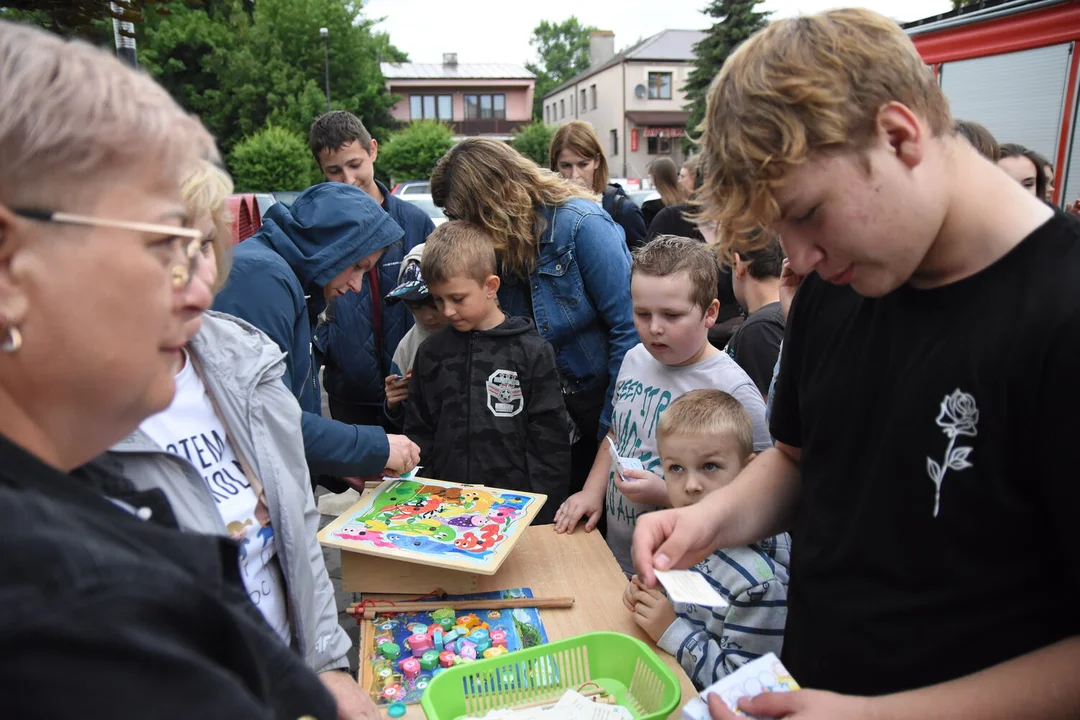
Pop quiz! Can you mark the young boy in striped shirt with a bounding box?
[623,389,790,690]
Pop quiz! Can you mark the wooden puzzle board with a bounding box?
[318,477,546,575]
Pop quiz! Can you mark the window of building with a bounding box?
[580,89,587,113]
[464,94,507,120]
[409,94,453,120]
[610,129,618,156]
[591,84,597,110]
[545,105,550,124]
[561,99,565,119]
[647,72,672,100]
[647,135,672,155]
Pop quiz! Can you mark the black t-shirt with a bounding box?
[771,212,1080,695]
[727,301,785,396]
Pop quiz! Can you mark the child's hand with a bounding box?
[622,576,640,612]
[628,576,676,643]
[554,488,604,534]
[615,468,670,507]
[384,373,411,410]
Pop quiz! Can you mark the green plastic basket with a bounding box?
[420,631,681,720]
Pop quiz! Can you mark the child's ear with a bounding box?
[702,298,720,329]
[484,274,501,297]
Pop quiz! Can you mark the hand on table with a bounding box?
[384,373,410,410]
[625,574,675,643]
[631,501,725,588]
[554,487,604,534]
[384,434,420,477]
[707,688,873,720]
[615,468,669,507]
[319,670,385,720]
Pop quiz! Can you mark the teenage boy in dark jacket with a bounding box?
[403,222,570,522]
[309,111,435,427]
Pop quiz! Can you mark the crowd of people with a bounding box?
[1,6,1078,720]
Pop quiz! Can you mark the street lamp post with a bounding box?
[320,27,331,112]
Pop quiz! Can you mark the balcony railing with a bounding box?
[450,118,528,136]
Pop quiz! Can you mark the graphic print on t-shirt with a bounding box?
[926,388,979,518]
[139,353,291,641]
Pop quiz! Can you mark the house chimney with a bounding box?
[589,30,615,68]
[443,52,458,67]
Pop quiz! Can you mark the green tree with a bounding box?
[138,0,403,154]
[511,122,557,167]
[228,125,322,191]
[376,121,455,184]
[683,0,769,137]
[525,17,595,121]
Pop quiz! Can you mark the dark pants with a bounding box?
[566,387,607,537]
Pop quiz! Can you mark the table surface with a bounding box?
[364,523,697,719]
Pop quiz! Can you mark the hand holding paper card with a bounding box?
[606,437,644,480]
[653,569,729,607]
[694,653,800,719]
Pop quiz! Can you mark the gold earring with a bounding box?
[1,326,21,353]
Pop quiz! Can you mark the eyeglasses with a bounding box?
[12,208,203,289]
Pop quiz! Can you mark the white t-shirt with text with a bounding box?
[140,352,291,641]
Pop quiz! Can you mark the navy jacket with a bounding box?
[213,183,404,480]
[602,183,648,252]
[318,180,434,406]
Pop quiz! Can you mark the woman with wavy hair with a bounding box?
[431,138,638,499]
[549,120,648,251]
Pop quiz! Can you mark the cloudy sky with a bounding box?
[363,0,955,66]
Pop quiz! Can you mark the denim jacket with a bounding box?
[498,197,639,436]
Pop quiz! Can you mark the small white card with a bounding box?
[698,652,800,718]
[606,437,644,480]
[653,569,729,607]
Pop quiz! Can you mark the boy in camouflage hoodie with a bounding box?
[403,222,571,522]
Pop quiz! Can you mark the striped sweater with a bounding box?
[657,534,791,690]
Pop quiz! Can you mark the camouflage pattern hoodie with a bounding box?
[403,314,571,523]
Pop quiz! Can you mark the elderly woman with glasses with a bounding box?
[0,21,334,718]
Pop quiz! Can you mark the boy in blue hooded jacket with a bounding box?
[214,183,421,489]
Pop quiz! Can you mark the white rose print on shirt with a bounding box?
[926,389,979,517]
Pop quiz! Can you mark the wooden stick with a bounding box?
[346,596,575,617]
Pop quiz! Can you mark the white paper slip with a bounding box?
[698,652,800,718]
[606,437,644,479]
[653,568,729,607]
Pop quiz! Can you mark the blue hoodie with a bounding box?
[213,183,405,481]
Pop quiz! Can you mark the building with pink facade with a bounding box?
[381,54,535,141]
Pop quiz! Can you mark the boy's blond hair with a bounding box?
[0,21,215,211]
[420,220,498,287]
[658,389,754,459]
[698,8,951,261]
[632,235,718,312]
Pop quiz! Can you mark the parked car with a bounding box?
[626,189,661,208]
[391,180,431,196]
[399,194,447,227]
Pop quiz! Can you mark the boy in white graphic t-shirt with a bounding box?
[554,235,772,575]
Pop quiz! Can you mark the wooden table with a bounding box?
[358,524,697,719]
